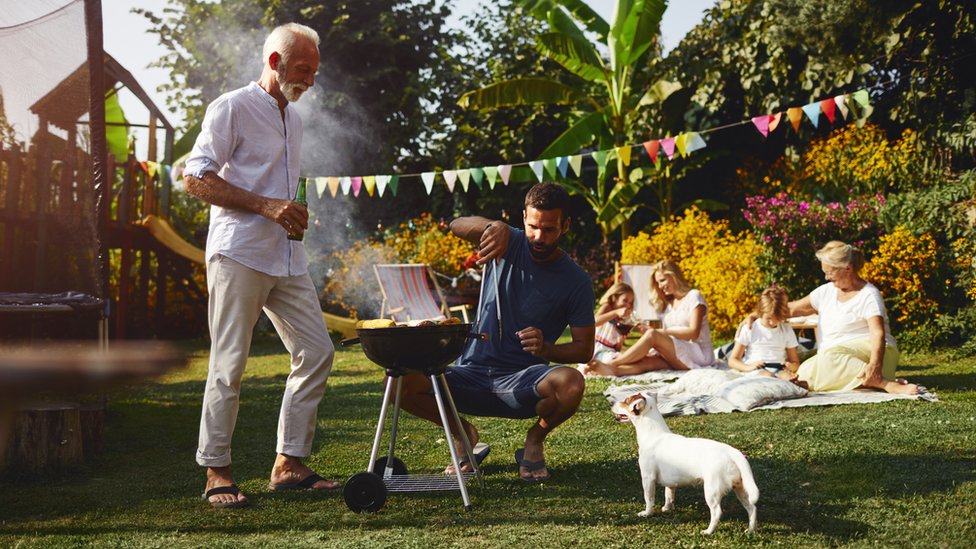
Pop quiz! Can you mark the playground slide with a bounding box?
[139,215,359,338]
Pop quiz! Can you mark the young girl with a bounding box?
[583,282,636,373]
[728,286,803,383]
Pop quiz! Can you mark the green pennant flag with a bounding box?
[852,89,870,108]
[470,167,484,190]
[105,92,129,161]
[569,155,583,176]
[484,166,498,189]
[388,175,400,196]
[591,150,608,169]
[543,158,558,179]
[457,169,471,192]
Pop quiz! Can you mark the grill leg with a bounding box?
[383,377,405,477]
[429,373,472,511]
[438,373,481,483]
[367,376,396,473]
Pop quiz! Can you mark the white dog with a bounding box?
[611,391,759,535]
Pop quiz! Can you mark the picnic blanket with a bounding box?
[601,368,937,417]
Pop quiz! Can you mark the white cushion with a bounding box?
[717,376,808,410]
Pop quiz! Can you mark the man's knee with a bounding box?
[542,367,585,404]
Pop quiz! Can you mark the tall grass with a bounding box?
[2,336,974,548]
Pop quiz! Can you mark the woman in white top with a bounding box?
[588,260,715,376]
[790,241,918,394]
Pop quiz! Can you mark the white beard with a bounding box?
[277,62,309,103]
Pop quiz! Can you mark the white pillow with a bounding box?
[717,376,808,410]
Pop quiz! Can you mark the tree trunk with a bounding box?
[7,401,84,476]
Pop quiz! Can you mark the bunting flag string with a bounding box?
[146,86,878,201]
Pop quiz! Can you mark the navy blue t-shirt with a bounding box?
[460,226,595,371]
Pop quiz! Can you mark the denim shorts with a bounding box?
[444,363,559,419]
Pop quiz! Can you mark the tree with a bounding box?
[457,0,684,245]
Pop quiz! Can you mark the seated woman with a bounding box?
[587,260,715,376]
[790,241,918,394]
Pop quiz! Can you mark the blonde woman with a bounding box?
[588,260,715,376]
[790,241,918,394]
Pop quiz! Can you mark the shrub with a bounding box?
[742,193,884,296]
[621,207,763,338]
[861,226,940,332]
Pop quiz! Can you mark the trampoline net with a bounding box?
[0,0,102,298]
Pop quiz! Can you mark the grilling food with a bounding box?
[356,317,463,329]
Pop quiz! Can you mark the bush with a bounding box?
[861,227,940,333]
[621,207,763,338]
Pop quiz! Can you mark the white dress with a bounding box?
[662,289,715,368]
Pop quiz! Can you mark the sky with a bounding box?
[100,0,715,158]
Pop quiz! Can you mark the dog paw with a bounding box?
[700,529,715,536]
[637,510,652,517]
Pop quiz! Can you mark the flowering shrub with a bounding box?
[861,226,940,333]
[319,214,477,318]
[621,207,763,338]
[743,193,884,296]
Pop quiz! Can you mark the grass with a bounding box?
[2,335,975,548]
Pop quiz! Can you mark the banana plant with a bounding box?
[458,0,682,242]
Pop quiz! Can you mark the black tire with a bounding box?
[374,455,408,476]
[343,471,387,513]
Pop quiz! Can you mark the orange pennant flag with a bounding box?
[326,176,339,198]
[787,107,803,132]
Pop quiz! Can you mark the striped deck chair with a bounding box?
[617,263,659,323]
[373,264,471,323]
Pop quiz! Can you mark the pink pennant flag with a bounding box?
[751,115,770,137]
[351,176,363,197]
[443,170,457,192]
[834,95,849,119]
[642,140,659,163]
[659,137,676,160]
[820,99,837,124]
[768,112,783,133]
[498,164,512,185]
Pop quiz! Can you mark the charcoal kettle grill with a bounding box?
[341,323,486,512]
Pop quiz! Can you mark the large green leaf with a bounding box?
[535,33,608,83]
[457,78,588,110]
[105,92,129,161]
[538,110,610,158]
[518,0,610,40]
[609,0,667,69]
[638,79,682,106]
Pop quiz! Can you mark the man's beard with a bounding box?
[528,240,558,260]
[277,63,309,102]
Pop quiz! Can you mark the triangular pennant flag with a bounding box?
[498,164,512,185]
[375,175,389,198]
[768,112,783,133]
[659,137,676,160]
[787,107,803,132]
[351,176,363,197]
[339,176,352,196]
[484,166,498,189]
[834,95,849,119]
[528,160,545,182]
[443,170,457,192]
[543,158,558,179]
[556,156,569,178]
[363,175,376,197]
[616,146,632,166]
[685,132,707,154]
[751,115,770,137]
[852,89,870,108]
[642,140,659,164]
[314,176,328,198]
[569,155,582,176]
[820,98,836,124]
[591,150,608,169]
[470,167,484,190]
[801,103,821,128]
[327,176,340,198]
[388,175,400,196]
[421,172,435,194]
[457,169,470,192]
[675,134,689,157]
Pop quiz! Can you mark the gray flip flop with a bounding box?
[514,447,550,483]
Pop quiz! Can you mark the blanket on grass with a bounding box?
[601,368,937,417]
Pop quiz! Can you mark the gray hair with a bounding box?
[263,23,320,65]
[815,240,865,272]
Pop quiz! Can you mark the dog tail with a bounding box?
[731,451,760,504]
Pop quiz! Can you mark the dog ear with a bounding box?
[630,395,646,415]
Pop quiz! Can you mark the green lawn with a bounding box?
[2,336,974,548]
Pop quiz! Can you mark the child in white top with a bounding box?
[583,282,635,373]
[728,286,803,384]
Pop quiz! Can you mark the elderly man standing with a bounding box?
[184,22,336,508]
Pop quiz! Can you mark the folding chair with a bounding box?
[373,264,471,323]
[617,263,659,323]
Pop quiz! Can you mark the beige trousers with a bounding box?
[196,255,334,467]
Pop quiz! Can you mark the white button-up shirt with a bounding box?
[185,82,307,276]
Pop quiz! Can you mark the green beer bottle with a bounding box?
[287,177,308,241]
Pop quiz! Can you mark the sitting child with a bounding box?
[728,286,804,386]
[583,282,636,372]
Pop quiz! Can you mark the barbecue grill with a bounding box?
[341,322,486,512]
